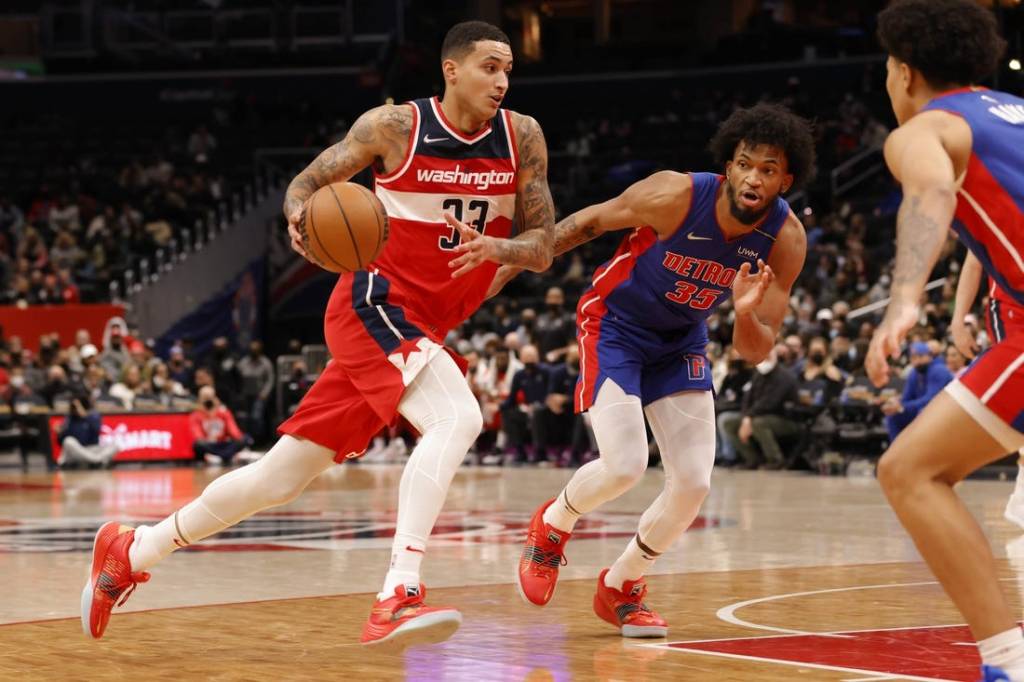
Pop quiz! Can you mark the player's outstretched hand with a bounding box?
[866,301,919,388]
[732,259,774,316]
[286,202,315,263]
[447,211,499,278]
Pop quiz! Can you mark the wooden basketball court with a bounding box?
[2,464,1021,680]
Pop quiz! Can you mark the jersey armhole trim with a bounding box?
[657,171,697,242]
[375,102,420,185]
[503,110,519,171]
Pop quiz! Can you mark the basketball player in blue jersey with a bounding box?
[497,103,815,636]
[865,2,1024,680]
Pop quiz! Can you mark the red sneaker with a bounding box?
[516,498,571,606]
[81,521,150,639]
[593,569,668,638]
[360,584,461,650]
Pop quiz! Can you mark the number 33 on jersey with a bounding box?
[373,96,516,254]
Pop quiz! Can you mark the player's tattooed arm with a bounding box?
[866,119,958,386]
[283,104,411,258]
[549,171,692,256]
[450,113,555,279]
[496,114,555,269]
[484,172,689,295]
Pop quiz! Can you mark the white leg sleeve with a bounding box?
[544,379,649,533]
[605,390,716,587]
[380,351,483,597]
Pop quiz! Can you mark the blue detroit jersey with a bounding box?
[590,172,790,332]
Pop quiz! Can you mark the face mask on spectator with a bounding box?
[523,362,538,372]
[809,351,826,364]
[755,358,776,375]
[11,375,24,388]
[202,399,216,410]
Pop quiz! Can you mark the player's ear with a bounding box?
[781,173,793,194]
[442,58,458,86]
[898,60,913,95]
[724,160,732,179]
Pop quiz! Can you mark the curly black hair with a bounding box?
[441,21,510,61]
[708,103,816,192]
[877,0,1006,89]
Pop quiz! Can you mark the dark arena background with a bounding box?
[3,1,1024,680]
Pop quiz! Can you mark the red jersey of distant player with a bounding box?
[986,277,1024,342]
[278,97,519,460]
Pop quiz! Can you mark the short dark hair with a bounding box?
[441,21,510,61]
[877,0,1006,89]
[708,103,817,192]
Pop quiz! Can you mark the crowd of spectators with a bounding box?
[0,120,230,306]
[0,322,275,468]
[2,69,1012,473]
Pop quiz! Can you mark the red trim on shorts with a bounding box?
[574,229,658,411]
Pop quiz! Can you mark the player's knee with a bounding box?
[260,474,309,507]
[431,397,482,448]
[876,449,915,499]
[604,450,648,489]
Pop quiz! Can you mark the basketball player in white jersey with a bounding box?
[80,21,556,651]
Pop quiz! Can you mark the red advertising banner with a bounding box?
[1,304,126,352]
[49,413,195,462]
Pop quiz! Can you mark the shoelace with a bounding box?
[524,530,568,574]
[115,572,151,607]
[619,582,657,621]
[389,591,428,620]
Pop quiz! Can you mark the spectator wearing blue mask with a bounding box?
[881,341,954,443]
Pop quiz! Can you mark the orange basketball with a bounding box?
[304,182,389,273]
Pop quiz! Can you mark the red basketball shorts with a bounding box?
[277,269,463,462]
[946,332,1024,452]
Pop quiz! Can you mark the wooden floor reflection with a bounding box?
[2,464,1023,680]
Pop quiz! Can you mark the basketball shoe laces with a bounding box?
[98,553,151,608]
[388,589,428,620]
[523,527,568,576]
[615,581,654,624]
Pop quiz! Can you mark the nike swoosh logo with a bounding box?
[686,233,712,241]
[423,135,448,144]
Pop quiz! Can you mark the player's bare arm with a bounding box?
[448,112,555,278]
[731,214,806,363]
[485,171,691,297]
[866,113,963,386]
[282,104,412,258]
[952,251,983,358]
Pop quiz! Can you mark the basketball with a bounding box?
[304,182,389,273]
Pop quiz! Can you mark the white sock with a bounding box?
[128,435,335,572]
[379,533,425,600]
[604,535,659,589]
[542,489,582,533]
[980,628,1024,674]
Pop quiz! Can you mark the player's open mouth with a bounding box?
[488,95,502,106]
[739,190,760,207]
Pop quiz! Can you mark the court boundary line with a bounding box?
[636,642,958,682]
[717,577,1017,637]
